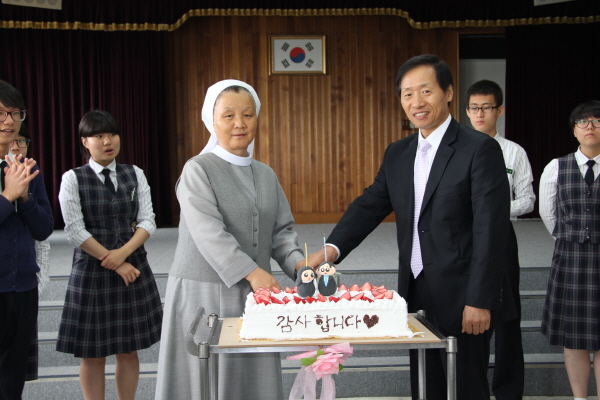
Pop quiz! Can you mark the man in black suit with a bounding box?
[306,55,513,399]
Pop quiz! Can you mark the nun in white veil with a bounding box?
[155,80,304,400]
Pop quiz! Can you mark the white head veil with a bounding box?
[200,79,261,157]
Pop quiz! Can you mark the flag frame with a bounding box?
[269,35,326,75]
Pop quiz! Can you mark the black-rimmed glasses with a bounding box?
[13,138,30,148]
[575,119,600,129]
[466,106,499,115]
[0,110,26,122]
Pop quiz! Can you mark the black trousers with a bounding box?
[0,288,38,400]
[407,271,492,400]
[491,223,524,400]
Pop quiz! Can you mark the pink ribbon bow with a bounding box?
[286,342,353,400]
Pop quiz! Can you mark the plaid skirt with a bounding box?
[541,239,600,350]
[56,251,163,358]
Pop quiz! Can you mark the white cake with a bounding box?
[239,283,415,341]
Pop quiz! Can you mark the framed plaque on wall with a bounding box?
[270,35,326,75]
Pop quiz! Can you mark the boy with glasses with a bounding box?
[0,80,53,400]
[466,79,535,400]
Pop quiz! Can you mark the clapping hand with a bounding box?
[2,154,39,202]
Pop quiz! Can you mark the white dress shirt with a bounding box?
[539,148,600,236]
[59,158,156,246]
[493,134,536,219]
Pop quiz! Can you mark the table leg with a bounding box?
[416,309,427,400]
[446,336,457,400]
[199,341,210,400]
[208,314,219,400]
[418,347,426,400]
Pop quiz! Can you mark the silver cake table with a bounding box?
[185,307,457,400]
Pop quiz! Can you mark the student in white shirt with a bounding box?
[466,79,535,400]
[57,110,162,400]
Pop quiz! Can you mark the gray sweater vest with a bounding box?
[169,153,281,284]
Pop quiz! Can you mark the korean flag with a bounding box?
[272,37,324,74]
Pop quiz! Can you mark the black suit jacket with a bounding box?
[328,118,515,335]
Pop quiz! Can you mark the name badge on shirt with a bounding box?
[506,168,513,174]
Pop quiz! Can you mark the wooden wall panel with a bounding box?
[165,15,495,224]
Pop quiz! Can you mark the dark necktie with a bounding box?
[0,160,7,192]
[101,168,116,196]
[585,159,596,187]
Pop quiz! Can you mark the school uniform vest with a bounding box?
[553,154,600,243]
[72,164,144,263]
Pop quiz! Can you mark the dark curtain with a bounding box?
[0,29,171,228]
[505,23,600,218]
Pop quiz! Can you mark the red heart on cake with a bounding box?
[363,314,379,328]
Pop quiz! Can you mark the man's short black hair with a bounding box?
[466,80,504,107]
[395,54,453,96]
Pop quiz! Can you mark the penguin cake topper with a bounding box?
[296,266,317,298]
[317,261,337,296]
[296,243,317,298]
[317,237,338,296]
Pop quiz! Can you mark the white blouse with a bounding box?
[58,158,156,246]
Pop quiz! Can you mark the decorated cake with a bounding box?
[239,283,416,341]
